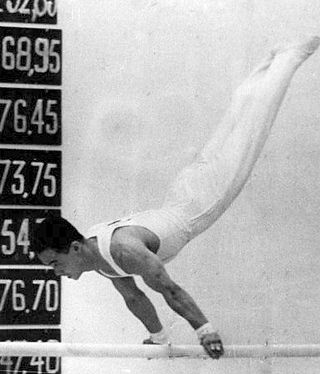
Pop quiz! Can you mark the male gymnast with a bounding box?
[33,36,320,359]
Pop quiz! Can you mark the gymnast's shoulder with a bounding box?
[111,225,160,256]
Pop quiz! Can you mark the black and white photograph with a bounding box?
[1,1,320,373]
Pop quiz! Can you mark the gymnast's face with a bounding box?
[38,245,84,280]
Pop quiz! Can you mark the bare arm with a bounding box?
[111,234,224,358]
[111,276,163,334]
[112,236,208,329]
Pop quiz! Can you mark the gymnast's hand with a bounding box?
[142,338,160,344]
[200,332,224,359]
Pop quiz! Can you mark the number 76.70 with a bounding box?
[0,279,59,312]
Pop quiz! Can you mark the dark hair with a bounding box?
[32,215,84,254]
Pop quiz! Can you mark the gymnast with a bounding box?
[33,36,320,359]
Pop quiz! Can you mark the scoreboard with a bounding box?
[0,1,57,24]
[0,27,62,85]
[0,209,60,264]
[0,329,61,374]
[0,1,62,373]
[0,268,60,325]
[0,87,61,145]
[0,149,61,206]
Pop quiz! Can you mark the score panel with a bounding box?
[0,27,62,85]
[0,87,61,145]
[0,268,60,325]
[0,149,61,206]
[0,208,60,265]
[0,328,61,374]
[0,0,57,24]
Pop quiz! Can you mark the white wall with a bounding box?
[59,0,320,372]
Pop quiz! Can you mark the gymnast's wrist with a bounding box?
[195,322,216,340]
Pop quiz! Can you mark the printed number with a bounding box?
[17,36,32,71]
[1,218,30,256]
[0,160,57,197]
[46,99,58,134]
[17,218,30,254]
[0,98,59,135]
[12,160,25,194]
[46,356,60,374]
[1,219,15,255]
[0,356,14,367]
[0,279,25,312]
[0,160,10,194]
[31,99,59,134]
[0,340,60,374]
[2,36,61,73]
[6,0,20,13]
[30,356,45,373]
[34,37,61,74]
[43,164,57,197]
[0,159,26,195]
[2,36,15,69]
[6,0,29,14]
[0,354,59,374]
[33,280,59,311]
[34,38,49,73]
[0,280,11,311]
[48,39,60,73]
[12,356,24,374]
[2,355,60,374]
[2,35,32,71]
[14,99,27,132]
[4,0,58,20]
[0,99,11,132]
[12,280,26,311]
[31,162,57,197]
[30,98,59,134]
[31,99,45,133]
[0,279,59,312]
[32,0,58,20]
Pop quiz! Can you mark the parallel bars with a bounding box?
[1,343,320,359]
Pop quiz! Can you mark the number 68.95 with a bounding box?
[2,36,61,74]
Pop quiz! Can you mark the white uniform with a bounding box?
[87,41,318,278]
[86,209,191,277]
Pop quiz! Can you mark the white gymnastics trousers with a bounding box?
[162,40,318,242]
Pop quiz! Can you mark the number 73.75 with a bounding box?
[0,160,57,197]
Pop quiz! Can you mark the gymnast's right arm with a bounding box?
[111,277,167,342]
[111,236,224,358]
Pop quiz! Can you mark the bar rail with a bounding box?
[1,343,320,359]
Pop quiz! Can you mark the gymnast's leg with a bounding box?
[163,36,320,237]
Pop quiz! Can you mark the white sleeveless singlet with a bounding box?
[86,209,190,278]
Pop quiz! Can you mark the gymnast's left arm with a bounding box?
[112,237,224,359]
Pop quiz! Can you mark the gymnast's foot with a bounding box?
[271,35,320,58]
[142,338,160,344]
[250,35,320,77]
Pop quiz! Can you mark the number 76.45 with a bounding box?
[0,98,59,135]
[0,160,57,197]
